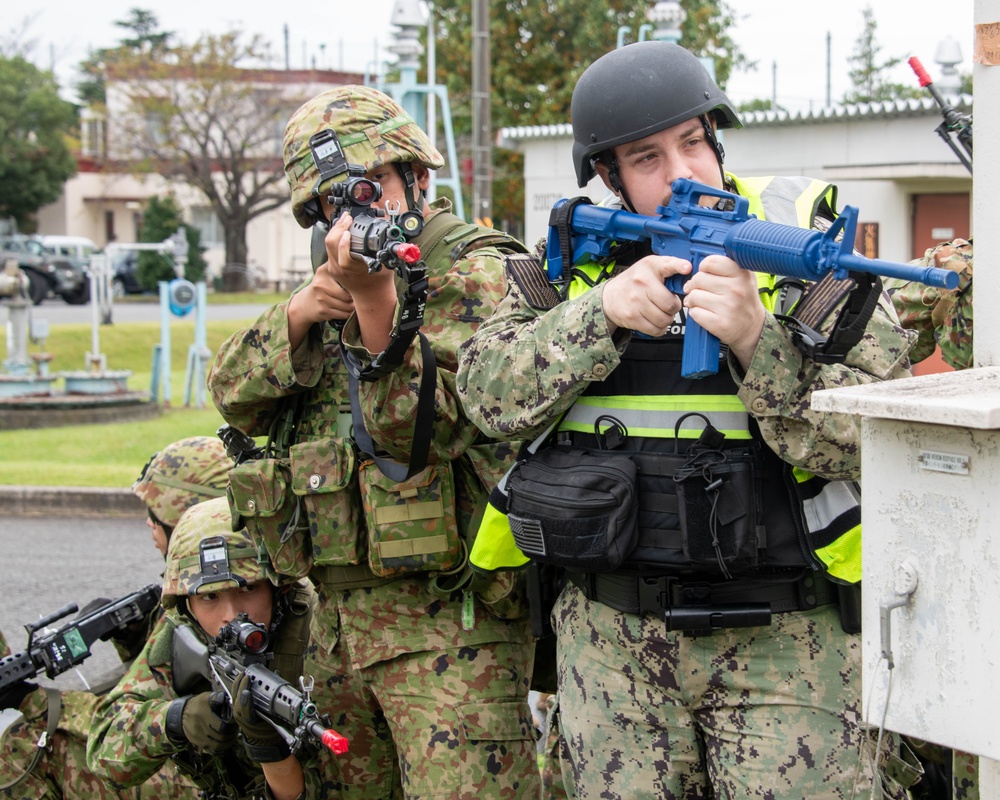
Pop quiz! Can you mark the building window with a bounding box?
[104,210,116,243]
[190,206,223,246]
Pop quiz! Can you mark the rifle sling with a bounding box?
[0,688,60,791]
[780,271,882,364]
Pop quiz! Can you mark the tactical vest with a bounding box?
[472,175,862,585]
[228,209,527,588]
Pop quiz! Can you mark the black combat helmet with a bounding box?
[571,40,742,188]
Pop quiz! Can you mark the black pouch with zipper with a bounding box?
[506,446,638,572]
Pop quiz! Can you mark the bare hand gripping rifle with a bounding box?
[0,585,161,693]
[546,178,959,379]
[173,614,349,756]
[908,56,973,173]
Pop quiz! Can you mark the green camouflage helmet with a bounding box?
[283,84,445,228]
[161,497,270,607]
[133,436,230,528]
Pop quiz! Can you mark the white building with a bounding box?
[37,68,366,289]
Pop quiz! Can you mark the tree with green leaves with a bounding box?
[0,55,77,231]
[421,0,751,228]
[135,194,208,288]
[76,8,174,108]
[843,6,921,104]
[106,31,290,269]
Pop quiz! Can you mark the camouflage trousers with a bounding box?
[553,583,910,800]
[305,587,541,799]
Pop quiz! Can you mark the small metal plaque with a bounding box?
[917,450,970,475]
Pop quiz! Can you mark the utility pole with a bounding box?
[471,0,491,225]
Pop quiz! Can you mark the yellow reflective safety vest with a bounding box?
[471,175,861,584]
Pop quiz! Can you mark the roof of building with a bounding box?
[498,95,974,146]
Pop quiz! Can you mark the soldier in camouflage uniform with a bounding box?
[457,42,918,799]
[133,436,232,559]
[0,628,138,799]
[885,238,973,371]
[86,497,317,800]
[208,85,540,798]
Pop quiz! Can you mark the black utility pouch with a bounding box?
[506,447,638,572]
[674,441,761,579]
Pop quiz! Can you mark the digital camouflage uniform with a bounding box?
[86,499,318,800]
[208,86,539,799]
[455,41,919,797]
[888,242,979,800]
[885,238,973,370]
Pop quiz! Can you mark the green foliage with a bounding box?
[137,195,183,289]
[843,6,922,104]
[737,98,786,114]
[426,0,748,226]
[76,8,174,106]
[0,56,78,229]
[184,225,209,283]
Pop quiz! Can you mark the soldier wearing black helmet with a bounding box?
[458,41,917,799]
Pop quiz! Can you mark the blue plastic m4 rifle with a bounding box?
[546,178,958,379]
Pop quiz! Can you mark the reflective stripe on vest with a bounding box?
[792,466,862,583]
[561,394,750,440]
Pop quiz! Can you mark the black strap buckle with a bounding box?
[638,576,771,633]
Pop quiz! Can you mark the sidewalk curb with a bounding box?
[0,486,145,517]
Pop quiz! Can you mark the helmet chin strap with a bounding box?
[395,163,422,211]
[700,115,728,188]
[606,154,638,214]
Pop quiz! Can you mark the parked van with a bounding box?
[38,235,98,266]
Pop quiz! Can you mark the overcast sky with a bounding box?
[20,0,976,113]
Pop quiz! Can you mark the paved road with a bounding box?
[0,513,163,692]
[31,298,273,326]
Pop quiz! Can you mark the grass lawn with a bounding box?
[0,295,281,487]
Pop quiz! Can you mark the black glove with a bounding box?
[231,671,290,763]
[0,681,38,711]
[165,691,237,754]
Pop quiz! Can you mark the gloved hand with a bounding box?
[165,691,237,754]
[231,670,290,763]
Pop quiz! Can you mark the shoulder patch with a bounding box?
[506,253,560,310]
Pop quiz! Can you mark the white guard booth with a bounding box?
[813,1,1000,791]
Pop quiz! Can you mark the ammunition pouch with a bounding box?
[227,437,362,578]
[505,438,764,578]
[359,459,464,578]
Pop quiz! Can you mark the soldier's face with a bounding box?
[188,581,273,639]
[146,516,169,558]
[598,117,722,215]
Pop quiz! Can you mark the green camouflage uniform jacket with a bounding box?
[85,611,319,800]
[885,238,974,370]
[208,198,532,668]
[456,235,915,482]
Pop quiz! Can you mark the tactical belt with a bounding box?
[310,563,384,590]
[566,570,837,632]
